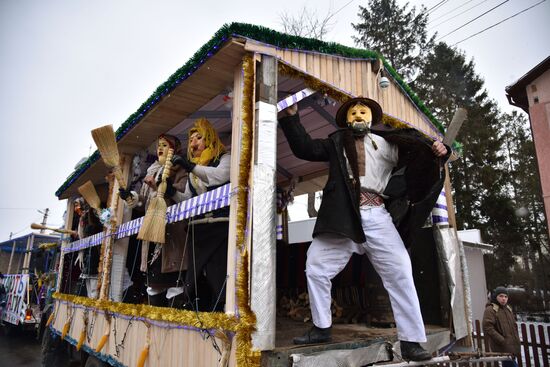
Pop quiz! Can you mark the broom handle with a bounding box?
[31,223,76,236]
[157,149,174,199]
[112,166,127,190]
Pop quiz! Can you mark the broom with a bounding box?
[77,180,102,213]
[91,124,126,190]
[137,149,174,244]
[30,223,76,236]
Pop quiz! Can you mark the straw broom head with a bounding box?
[78,181,102,212]
[91,124,119,168]
[137,149,174,244]
[92,124,127,189]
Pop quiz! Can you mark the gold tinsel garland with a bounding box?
[278,62,432,137]
[53,293,238,331]
[234,53,261,366]
[235,54,254,253]
[52,54,261,366]
[278,62,350,104]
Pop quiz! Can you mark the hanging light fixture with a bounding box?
[378,69,390,89]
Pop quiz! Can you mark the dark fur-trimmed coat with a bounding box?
[278,113,448,246]
[482,302,521,357]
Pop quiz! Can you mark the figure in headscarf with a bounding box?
[169,118,231,312]
[119,134,189,307]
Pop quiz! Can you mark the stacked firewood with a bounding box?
[279,292,344,322]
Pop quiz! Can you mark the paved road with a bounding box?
[0,325,42,367]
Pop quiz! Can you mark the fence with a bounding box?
[471,320,549,367]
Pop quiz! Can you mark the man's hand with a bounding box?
[278,103,298,119]
[432,140,448,157]
[171,154,196,172]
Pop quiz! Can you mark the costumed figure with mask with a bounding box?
[277,97,450,361]
[119,134,188,307]
[73,198,103,299]
[170,118,231,312]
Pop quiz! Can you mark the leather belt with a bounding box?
[359,191,384,207]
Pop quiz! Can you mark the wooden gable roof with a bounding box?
[56,22,446,199]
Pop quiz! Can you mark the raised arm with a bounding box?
[278,110,331,162]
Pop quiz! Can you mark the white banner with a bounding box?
[0,274,28,325]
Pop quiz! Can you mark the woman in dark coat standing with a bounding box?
[482,286,521,366]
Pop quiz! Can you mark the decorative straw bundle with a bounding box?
[77,181,102,212]
[76,329,86,351]
[45,311,55,327]
[95,325,110,352]
[136,325,151,367]
[91,124,126,189]
[30,223,76,236]
[137,149,174,244]
[61,319,71,339]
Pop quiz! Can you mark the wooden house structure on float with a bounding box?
[50,23,471,367]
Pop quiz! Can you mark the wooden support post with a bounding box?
[250,54,278,350]
[225,62,246,315]
[99,155,128,300]
[109,154,132,301]
[21,234,34,274]
[56,198,75,292]
[444,165,457,229]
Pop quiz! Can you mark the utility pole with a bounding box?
[7,232,15,274]
[39,208,49,234]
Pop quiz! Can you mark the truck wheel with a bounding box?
[2,322,17,337]
[84,355,108,367]
[41,327,67,367]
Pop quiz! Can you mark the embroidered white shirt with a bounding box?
[360,134,398,196]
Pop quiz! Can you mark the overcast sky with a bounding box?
[1,0,549,240]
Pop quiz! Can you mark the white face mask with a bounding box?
[346,103,373,134]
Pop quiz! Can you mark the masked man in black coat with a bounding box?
[278,97,449,361]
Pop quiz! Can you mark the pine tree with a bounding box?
[352,0,435,82]
[414,43,522,286]
[500,111,549,300]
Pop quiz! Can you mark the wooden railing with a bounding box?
[471,319,550,367]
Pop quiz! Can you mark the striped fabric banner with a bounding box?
[431,190,449,225]
[276,88,315,112]
[62,232,110,253]
[62,183,234,254]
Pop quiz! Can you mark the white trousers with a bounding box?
[306,206,427,342]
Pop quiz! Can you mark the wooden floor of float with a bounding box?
[275,317,447,349]
[263,317,449,366]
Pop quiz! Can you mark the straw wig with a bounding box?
[187,118,226,165]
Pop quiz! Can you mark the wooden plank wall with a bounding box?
[275,49,442,139]
[51,300,235,367]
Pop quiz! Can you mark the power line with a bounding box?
[428,0,485,28]
[427,0,450,14]
[326,0,356,21]
[0,207,40,211]
[436,0,511,41]
[451,0,547,46]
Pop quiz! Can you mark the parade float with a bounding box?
[0,232,60,336]
[48,23,476,367]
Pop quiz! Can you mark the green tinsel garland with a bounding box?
[56,22,456,198]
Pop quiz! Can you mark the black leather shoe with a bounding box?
[293,326,332,345]
[400,341,431,361]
